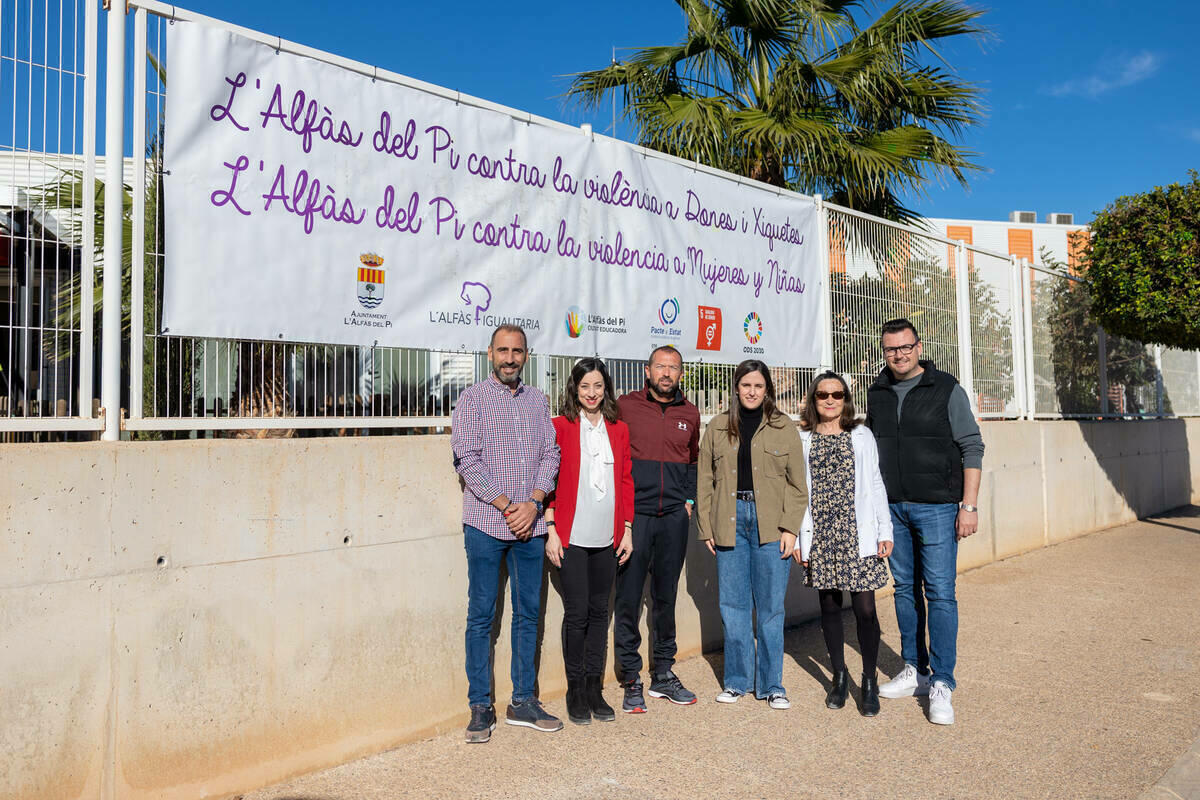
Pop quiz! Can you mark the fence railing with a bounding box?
[2,0,1198,440]
[0,0,102,436]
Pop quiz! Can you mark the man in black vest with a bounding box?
[866,319,983,726]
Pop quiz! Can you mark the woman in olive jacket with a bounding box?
[697,359,809,709]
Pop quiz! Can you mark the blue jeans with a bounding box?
[464,525,545,707]
[715,499,792,698]
[888,503,959,689]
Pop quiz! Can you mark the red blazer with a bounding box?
[548,415,635,549]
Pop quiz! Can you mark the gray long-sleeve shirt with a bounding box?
[890,375,985,470]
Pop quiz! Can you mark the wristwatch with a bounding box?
[959,503,978,513]
[533,499,544,515]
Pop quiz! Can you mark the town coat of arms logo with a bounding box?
[358,253,385,309]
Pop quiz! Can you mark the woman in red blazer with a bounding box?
[546,357,635,727]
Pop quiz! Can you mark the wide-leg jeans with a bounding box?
[715,499,792,698]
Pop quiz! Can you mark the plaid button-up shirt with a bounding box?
[451,374,560,540]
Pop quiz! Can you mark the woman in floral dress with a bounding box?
[798,372,893,716]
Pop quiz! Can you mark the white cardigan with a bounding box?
[799,426,893,561]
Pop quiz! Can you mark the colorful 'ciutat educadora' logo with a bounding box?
[357,253,385,309]
[565,306,585,338]
[743,312,763,344]
[658,297,680,326]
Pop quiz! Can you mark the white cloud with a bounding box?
[1046,51,1162,98]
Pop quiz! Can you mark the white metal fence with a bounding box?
[0,0,101,436]
[2,0,1198,440]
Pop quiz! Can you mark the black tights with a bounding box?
[818,589,880,677]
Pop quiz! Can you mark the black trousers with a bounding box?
[559,543,617,680]
[613,507,690,678]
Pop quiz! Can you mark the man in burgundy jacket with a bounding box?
[614,345,701,712]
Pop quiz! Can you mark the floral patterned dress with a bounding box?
[805,430,889,591]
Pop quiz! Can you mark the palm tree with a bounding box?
[567,0,987,221]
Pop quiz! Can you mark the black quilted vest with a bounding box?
[866,361,964,504]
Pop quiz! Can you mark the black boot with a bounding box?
[566,679,591,725]
[826,668,850,710]
[585,675,616,722]
[861,674,880,717]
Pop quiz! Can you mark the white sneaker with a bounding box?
[715,689,743,704]
[768,693,791,710]
[878,664,930,699]
[928,681,955,725]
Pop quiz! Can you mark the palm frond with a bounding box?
[563,0,988,220]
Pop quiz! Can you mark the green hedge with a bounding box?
[1087,170,1200,349]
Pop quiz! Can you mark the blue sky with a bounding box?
[6,0,1198,224]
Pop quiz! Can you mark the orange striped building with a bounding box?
[926,213,1089,273]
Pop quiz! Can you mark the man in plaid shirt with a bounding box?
[452,324,562,743]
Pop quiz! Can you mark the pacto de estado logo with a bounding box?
[696,306,722,351]
[659,297,680,326]
[357,253,385,309]
[565,306,585,338]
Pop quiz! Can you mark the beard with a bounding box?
[492,362,522,386]
[649,376,679,399]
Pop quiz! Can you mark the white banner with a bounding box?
[163,22,823,365]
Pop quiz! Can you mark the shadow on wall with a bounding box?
[1040,273,1194,521]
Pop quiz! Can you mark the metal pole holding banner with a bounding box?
[130,8,147,422]
[79,0,99,420]
[101,1,127,439]
[953,242,975,411]
[1021,258,1036,419]
[815,194,834,373]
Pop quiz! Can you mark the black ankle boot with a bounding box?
[826,668,850,709]
[585,675,616,722]
[861,673,880,717]
[566,679,591,725]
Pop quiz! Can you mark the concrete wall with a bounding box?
[2,419,1196,800]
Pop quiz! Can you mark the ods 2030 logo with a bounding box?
[742,312,764,354]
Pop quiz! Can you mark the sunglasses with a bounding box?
[814,391,845,400]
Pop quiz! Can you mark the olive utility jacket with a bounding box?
[696,411,809,547]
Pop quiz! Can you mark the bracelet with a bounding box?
[501,500,514,514]
[546,521,556,528]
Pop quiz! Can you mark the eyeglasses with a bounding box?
[882,342,918,357]
[814,391,845,400]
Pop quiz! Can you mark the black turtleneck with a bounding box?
[737,404,763,492]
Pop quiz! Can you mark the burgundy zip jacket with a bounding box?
[617,387,700,516]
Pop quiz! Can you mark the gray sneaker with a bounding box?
[465,704,496,743]
[647,670,697,705]
[505,699,563,732]
[622,678,647,714]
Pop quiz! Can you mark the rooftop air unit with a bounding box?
[1009,210,1037,224]
[1046,213,1075,225]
